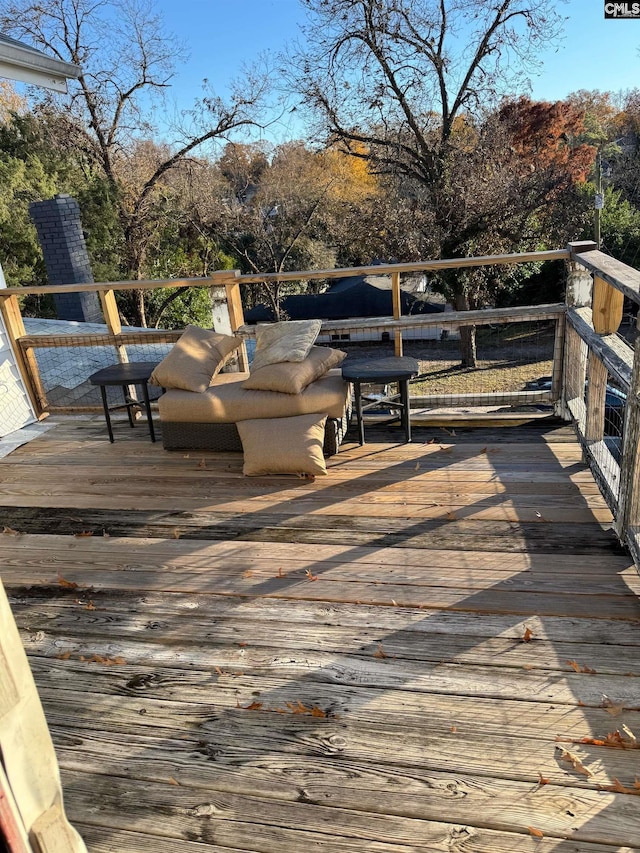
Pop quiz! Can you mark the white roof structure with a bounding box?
[0,33,80,92]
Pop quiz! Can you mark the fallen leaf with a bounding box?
[305,569,318,582]
[528,827,544,838]
[310,706,328,718]
[74,531,93,538]
[82,654,125,666]
[56,651,71,660]
[450,725,457,733]
[522,627,534,643]
[57,573,79,590]
[2,526,20,535]
[557,748,594,777]
[391,599,399,606]
[602,695,625,717]
[567,659,596,674]
[287,700,310,714]
[168,777,180,786]
[243,570,254,578]
[214,666,228,676]
[538,772,550,786]
[598,777,638,795]
[237,642,248,648]
[374,644,389,659]
[240,701,263,711]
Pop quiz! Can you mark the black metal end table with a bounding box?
[89,361,161,443]
[341,356,419,445]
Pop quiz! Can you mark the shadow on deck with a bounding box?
[1,414,639,852]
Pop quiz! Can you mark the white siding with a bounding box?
[0,311,36,438]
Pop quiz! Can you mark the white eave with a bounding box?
[0,33,81,93]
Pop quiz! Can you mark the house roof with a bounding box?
[245,275,445,323]
[0,33,81,92]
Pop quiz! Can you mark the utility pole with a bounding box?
[594,148,603,249]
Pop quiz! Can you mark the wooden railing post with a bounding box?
[616,335,640,548]
[585,352,608,443]
[561,241,596,420]
[99,289,129,365]
[391,271,403,357]
[592,274,624,335]
[550,312,566,412]
[225,279,248,371]
[0,294,45,416]
[565,241,596,308]
[562,325,587,428]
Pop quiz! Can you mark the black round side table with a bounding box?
[341,356,419,445]
[89,361,160,443]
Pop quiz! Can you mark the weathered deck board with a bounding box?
[2,415,640,852]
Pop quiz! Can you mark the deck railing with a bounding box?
[561,244,640,565]
[1,242,640,559]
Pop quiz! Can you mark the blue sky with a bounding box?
[155,0,640,124]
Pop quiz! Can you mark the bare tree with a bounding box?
[214,141,382,318]
[291,0,568,365]
[0,0,268,324]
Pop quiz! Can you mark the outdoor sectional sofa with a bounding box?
[150,323,352,459]
[157,368,352,455]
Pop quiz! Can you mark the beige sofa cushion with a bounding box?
[250,319,322,371]
[238,414,328,477]
[150,326,242,393]
[242,346,346,394]
[158,370,349,423]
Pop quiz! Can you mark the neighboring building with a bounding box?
[244,272,456,343]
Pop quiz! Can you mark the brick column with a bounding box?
[29,194,102,323]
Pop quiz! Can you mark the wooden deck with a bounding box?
[1,414,640,852]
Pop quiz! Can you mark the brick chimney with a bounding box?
[29,194,102,323]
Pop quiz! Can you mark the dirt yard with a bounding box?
[341,321,556,397]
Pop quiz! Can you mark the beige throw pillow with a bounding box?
[238,414,328,476]
[250,319,322,372]
[150,326,241,393]
[242,346,346,394]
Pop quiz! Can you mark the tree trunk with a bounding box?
[134,289,147,328]
[453,287,477,369]
[123,226,148,327]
